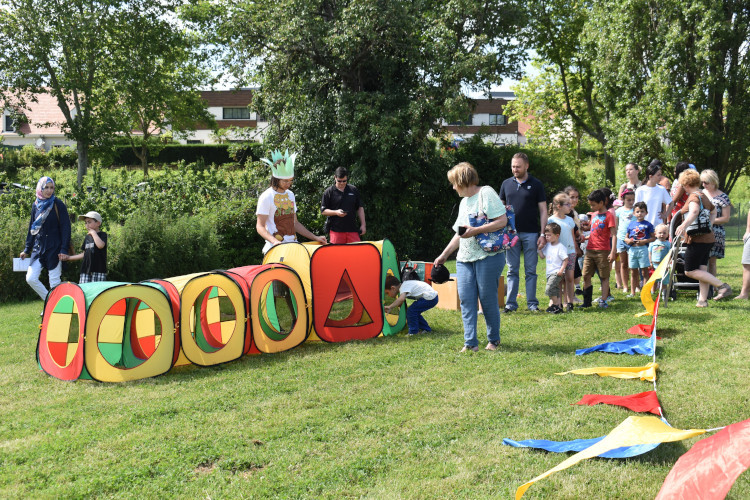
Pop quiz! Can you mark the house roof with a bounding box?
[4,93,68,136]
[200,89,253,107]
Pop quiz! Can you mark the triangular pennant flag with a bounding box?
[656,418,750,500]
[576,337,654,356]
[556,362,658,381]
[627,323,662,339]
[516,416,706,499]
[503,436,659,458]
[574,391,661,415]
[628,292,661,337]
[636,251,671,317]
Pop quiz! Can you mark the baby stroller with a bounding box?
[663,211,699,302]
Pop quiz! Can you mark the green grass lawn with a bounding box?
[1,243,748,498]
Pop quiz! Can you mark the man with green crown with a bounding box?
[256,149,327,254]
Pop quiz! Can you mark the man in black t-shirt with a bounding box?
[321,167,366,244]
[498,153,547,312]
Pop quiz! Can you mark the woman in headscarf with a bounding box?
[19,176,71,301]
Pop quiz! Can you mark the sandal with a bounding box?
[485,342,498,351]
[696,300,708,308]
[713,283,732,301]
[461,345,479,353]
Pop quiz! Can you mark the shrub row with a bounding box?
[111,143,265,166]
[0,142,267,174]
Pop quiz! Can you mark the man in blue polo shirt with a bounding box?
[498,152,547,312]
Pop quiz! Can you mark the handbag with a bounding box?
[468,187,505,252]
[686,195,712,236]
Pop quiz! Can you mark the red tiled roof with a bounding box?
[6,93,67,136]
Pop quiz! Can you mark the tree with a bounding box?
[589,0,750,193]
[514,0,617,185]
[187,0,526,257]
[0,0,209,185]
[102,8,216,176]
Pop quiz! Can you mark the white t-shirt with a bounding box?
[256,187,298,253]
[635,184,672,226]
[541,242,569,276]
[548,215,576,254]
[399,280,438,301]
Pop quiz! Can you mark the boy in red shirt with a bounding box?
[580,189,617,308]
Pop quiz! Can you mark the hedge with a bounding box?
[111,143,265,166]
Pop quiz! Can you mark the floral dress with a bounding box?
[709,192,731,259]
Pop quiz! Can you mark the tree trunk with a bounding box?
[141,143,149,177]
[76,142,89,188]
[604,151,615,186]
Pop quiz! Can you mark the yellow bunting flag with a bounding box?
[556,362,658,381]
[636,246,674,317]
[516,416,706,499]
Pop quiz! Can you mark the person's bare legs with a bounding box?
[685,265,723,304]
[736,264,750,299]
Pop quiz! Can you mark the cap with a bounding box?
[78,211,102,223]
[430,264,452,284]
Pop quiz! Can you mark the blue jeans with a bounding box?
[505,231,539,310]
[406,296,438,334]
[457,252,506,348]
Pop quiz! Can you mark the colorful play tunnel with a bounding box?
[37,240,410,382]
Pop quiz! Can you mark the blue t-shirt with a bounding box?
[649,240,672,265]
[626,219,655,242]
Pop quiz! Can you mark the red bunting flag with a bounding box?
[575,391,662,415]
[655,418,750,500]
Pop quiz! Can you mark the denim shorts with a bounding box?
[616,240,629,253]
[628,245,650,269]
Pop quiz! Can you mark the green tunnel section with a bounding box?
[379,239,407,335]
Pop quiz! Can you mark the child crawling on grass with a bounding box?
[384,275,439,336]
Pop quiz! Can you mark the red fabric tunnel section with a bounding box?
[310,243,384,342]
[37,283,87,381]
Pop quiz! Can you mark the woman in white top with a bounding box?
[434,162,507,352]
[618,163,642,200]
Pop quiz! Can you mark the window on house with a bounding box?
[186,139,203,144]
[448,114,473,126]
[489,114,506,126]
[222,107,250,120]
[4,114,15,132]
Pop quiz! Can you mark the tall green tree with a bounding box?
[0,0,213,185]
[103,8,216,176]
[589,0,750,192]
[0,0,124,186]
[188,0,526,256]
[513,0,617,184]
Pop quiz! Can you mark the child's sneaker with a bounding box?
[565,303,574,312]
[575,286,583,296]
[596,298,609,309]
[625,293,634,298]
[605,295,615,304]
[545,305,557,313]
[552,305,564,314]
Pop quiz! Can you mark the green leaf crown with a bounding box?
[261,149,296,179]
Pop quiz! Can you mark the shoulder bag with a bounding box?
[468,187,505,252]
[686,195,712,236]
